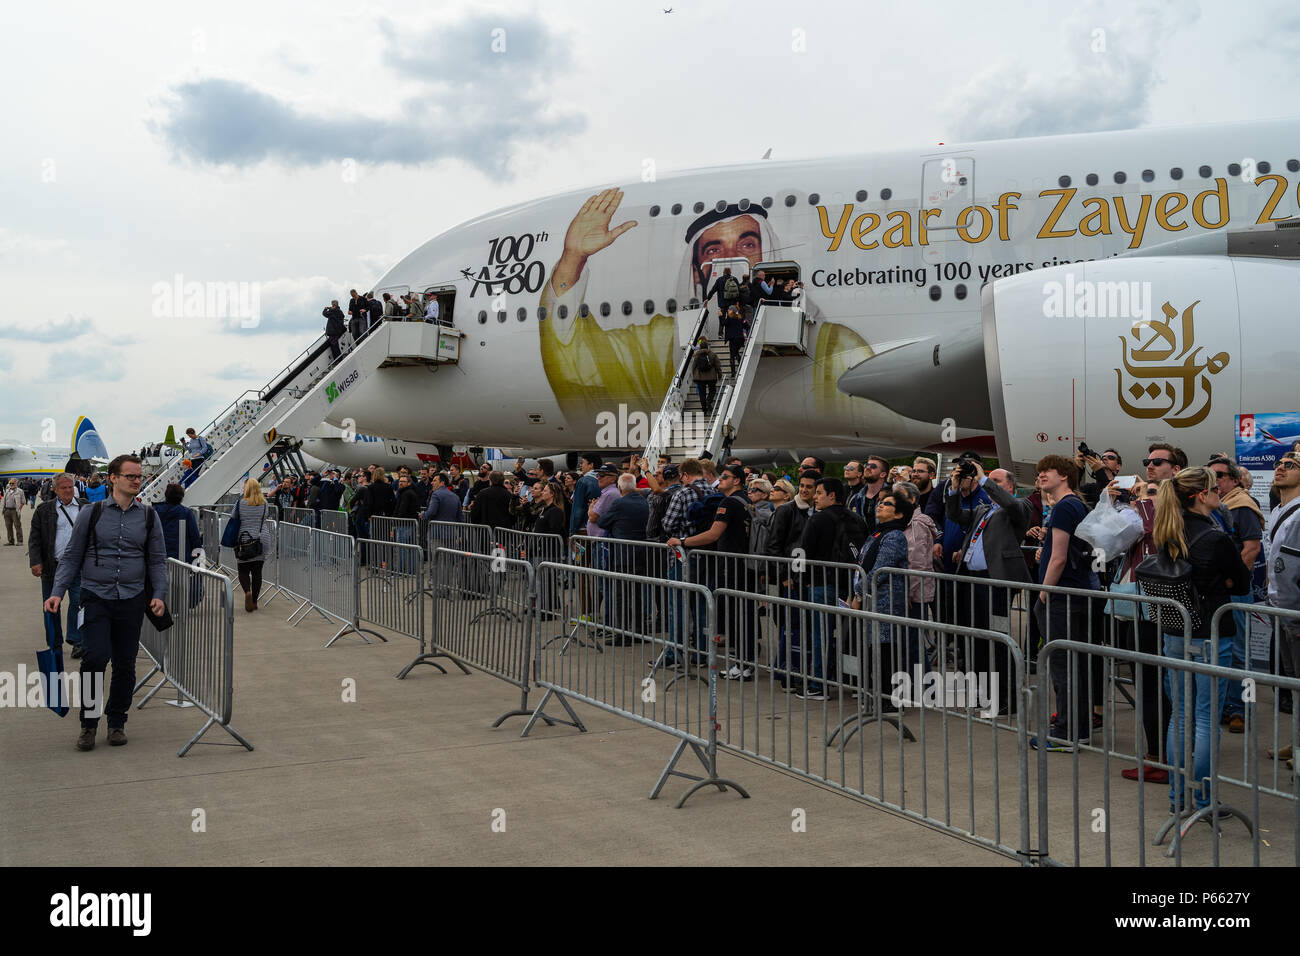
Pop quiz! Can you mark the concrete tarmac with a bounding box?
[0,543,1008,867]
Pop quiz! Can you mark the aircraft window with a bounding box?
[1141,169,1154,182]
[761,196,773,208]
[516,308,527,322]
[671,203,682,215]
[667,298,678,313]
[641,300,653,315]
[856,189,868,201]
[1228,162,1242,176]
[538,306,548,320]
[1113,171,1127,184]
[808,192,820,204]
[579,304,590,317]
[784,195,796,207]
[1199,165,1213,178]
[880,187,892,200]
[1258,160,1272,174]
[1170,167,1183,180]
[1085,173,1099,186]
[715,200,727,212]
[928,286,941,301]
[650,205,661,217]
[738,198,750,210]
[1058,175,1071,187]
[693,202,705,213]
[477,310,487,324]
[954,284,968,301]
[1288,159,1299,172]
[599,302,610,317]
[496,311,506,323]
[558,305,569,319]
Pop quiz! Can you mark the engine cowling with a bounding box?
[983,254,1300,485]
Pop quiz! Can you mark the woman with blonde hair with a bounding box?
[233,477,274,612]
[1147,466,1249,815]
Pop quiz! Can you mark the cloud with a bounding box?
[0,314,95,343]
[942,1,1201,141]
[0,228,71,258]
[46,346,126,382]
[219,275,342,335]
[216,361,262,378]
[149,13,585,180]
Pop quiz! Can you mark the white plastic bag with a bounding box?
[1075,494,1143,564]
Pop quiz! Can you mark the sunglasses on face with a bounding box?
[1142,457,1172,467]
[1279,460,1300,471]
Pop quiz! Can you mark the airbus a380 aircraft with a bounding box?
[328,118,1299,483]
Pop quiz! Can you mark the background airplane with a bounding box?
[0,416,109,481]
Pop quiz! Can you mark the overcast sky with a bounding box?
[1,0,1295,453]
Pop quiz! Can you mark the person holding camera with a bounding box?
[1076,444,1123,507]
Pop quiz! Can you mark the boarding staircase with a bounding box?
[643,301,808,464]
[141,321,463,506]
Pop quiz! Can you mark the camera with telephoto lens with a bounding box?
[957,458,979,480]
[1078,442,1097,459]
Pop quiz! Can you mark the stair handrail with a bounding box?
[703,306,767,459]
[643,307,710,465]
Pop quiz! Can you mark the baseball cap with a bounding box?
[596,462,619,476]
[662,464,680,481]
[722,464,746,481]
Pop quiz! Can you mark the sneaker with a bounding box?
[795,687,827,701]
[724,664,743,680]
[1227,714,1245,734]
[108,728,127,747]
[76,727,96,751]
[1092,713,1104,730]
[1029,736,1075,753]
[69,644,84,660]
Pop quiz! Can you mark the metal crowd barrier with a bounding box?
[369,515,419,544]
[308,528,382,648]
[356,538,425,651]
[199,508,221,570]
[399,549,568,729]
[282,506,315,527]
[256,519,282,606]
[1036,639,1299,867]
[709,584,1029,858]
[276,521,314,615]
[529,560,749,807]
[425,520,493,600]
[318,510,348,536]
[138,558,253,757]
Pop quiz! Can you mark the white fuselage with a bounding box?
[327,118,1299,459]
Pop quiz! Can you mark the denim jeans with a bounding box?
[394,525,417,574]
[43,573,82,645]
[806,585,837,693]
[1221,593,1253,718]
[1163,634,1233,812]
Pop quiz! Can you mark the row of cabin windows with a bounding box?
[635,159,1300,218]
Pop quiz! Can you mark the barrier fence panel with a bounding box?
[1211,602,1300,801]
[529,560,750,807]
[356,538,425,651]
[425,520,493,603]
[276,521,314,619]
[282,506,314,527]
[1036,639,1299,867]
[199,509,221,571]
[256,519,282,606]
[143,559,253,757]
[368,515,419,543]
[708,583,1029,859]
[566,536,684,661]
[318,510,348,536]
[308,528,381,648]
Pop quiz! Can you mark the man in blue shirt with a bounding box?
[47,454,168,752]
[568,452,602,538]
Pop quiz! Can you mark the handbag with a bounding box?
[234,506,266,561]
[1103,554,1141,620]
[220,506,241,548]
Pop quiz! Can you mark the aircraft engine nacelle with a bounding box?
[983,254,1300,485]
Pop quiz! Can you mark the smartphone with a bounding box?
[1115,476,1137,490]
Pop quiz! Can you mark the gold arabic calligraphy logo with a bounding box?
[1116,299,1229,428]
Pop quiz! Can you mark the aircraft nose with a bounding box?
[836,325,992,430]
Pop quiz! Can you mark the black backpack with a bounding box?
[1135,523,1215,631]
[686,492,725,537]
[694,349,718,374]
[723,276,740,300]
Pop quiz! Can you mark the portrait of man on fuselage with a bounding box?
[538,188,868,431]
